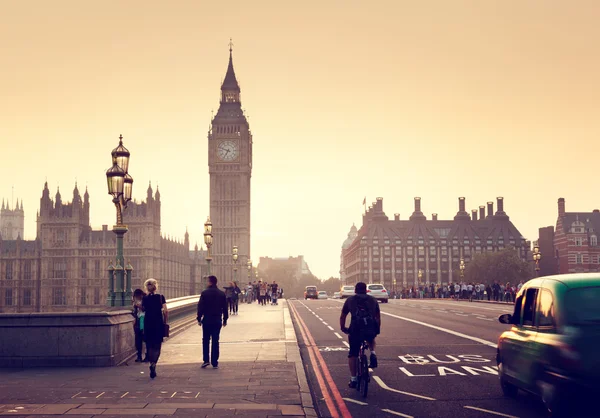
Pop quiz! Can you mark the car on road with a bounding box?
[367,283,388,303]
[304,286,318,300]
[496,273,600,416]
[317,291,328,300]
[340,285,355,299]
[333,292,341,299]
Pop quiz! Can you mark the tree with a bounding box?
[320,277,342,295]
[465,247,533,285]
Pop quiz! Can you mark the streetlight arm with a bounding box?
[114,199,123,226]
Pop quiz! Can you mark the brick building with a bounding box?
[257,256,312,281]
[0,182,208,313]
[342,196,529,291]
[552,198,600,274]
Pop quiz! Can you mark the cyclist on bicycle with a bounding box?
[340,281,381,388]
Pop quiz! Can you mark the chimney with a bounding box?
[432,213,438,221]
[454,197,470,221]
[594,209,599,213]
[471,210,478,221]
[376,197,383,212]
[459,197,466,213]
[487,201,494,218]
[479,206,485,220]
[394,213,400,221]
[558,198,566,217]
[409,197,426,221]
[497,197,504,213]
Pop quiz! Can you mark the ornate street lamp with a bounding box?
[105,135,133,307]
[460,258,466,280]
[533,245,542,276]
[247,259,252,281]
[204,217,213,280]
[232,245,239,283]
[418,269,423,287]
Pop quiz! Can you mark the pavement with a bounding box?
[0,299,315,418]
[288,298,550,418]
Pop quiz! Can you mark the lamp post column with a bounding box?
[107,262,115,306]
[125,260,133,306]
[232,245,239,284]
[204,217,213,286]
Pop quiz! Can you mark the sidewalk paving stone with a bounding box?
[0,300,310,417]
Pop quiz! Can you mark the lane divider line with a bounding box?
[342,341,350,348]
[381,408,414,418]
[463,406,519,418]
[372,376,436,401]
[343,397,368,406]
[290,302,352,418]
[289,302,340,418]
[334,332,343,339]
[379,311,498,348]
[327,325,335,331]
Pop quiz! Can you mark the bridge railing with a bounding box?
[0,295,200,368]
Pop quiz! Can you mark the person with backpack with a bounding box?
[339,282,381,388]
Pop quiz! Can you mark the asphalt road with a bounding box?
[289,298,550,418]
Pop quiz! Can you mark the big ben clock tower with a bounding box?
[208,43,252,283]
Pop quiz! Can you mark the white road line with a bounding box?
[334,332,344,339]
[372,376,436,400]
[476,317,494,321]
[379,311,498,348]
[381,409,414,418]
[343,397,368,406]
[455,313,469,316]
[322,322,329,326]
[327,325,334,330]
[316,316,321,319]
[463,406,518,418]
[435,309,447,312]
[343,341,350,347]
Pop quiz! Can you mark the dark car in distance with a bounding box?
[496,274,600,416]
[304,286,318,300]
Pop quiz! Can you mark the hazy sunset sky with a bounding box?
[1,1,599,279]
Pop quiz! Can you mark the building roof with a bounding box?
[221,49,240,91]
[561,211,600,235]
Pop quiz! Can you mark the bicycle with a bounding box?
[356,339,370,398]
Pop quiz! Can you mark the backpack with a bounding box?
[352,297,377,337]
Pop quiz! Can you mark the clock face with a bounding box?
[217,140,239,162]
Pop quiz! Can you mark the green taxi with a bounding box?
[496,273,600,416]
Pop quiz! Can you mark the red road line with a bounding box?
[289,301,340,418]
[290,302,352,418]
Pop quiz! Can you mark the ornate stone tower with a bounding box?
[1,198,25,239]
[208,43,253,284]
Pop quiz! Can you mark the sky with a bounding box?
[1,0,599,280]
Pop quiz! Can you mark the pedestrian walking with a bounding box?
[132,288,148,363]
[224,282,235,315]
[271,281,279,305]
[233,282,241,315]
[197,275,228,369]
[142,278,168,379]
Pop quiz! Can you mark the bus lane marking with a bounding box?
[381,408,414,418]
[372,376,436,401]
[342,397,368,406]
[463,406,518,418]
[379,311,498,348]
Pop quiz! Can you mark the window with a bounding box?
[441,248,448,256]
[565,286,600,324]
[430,247,437,256]
[81,260,87,279]
[576,253,583,264]
[522,288,539,326]
[23,288,32,306]
[536,290,555,329]
[24,261,32,280]
[5,289,13,306]
[94,261,101,278]
[575,237,583,246]
[591,236,598,246]
[418,247,425,256]
[53,259,67,279]
[407,248,413,255]
[52,288,66,305]
[80,288,87,305]
[5,261,13,280]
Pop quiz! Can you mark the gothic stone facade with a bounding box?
[0,182,207,313]
[342,197,529,290]
[208,48,252,284]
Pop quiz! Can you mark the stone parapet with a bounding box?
[0,310,135,367]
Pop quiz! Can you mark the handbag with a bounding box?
[164,323,170,338]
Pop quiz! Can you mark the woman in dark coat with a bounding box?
[142,278,168,379]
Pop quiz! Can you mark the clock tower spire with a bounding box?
[208,41,253,284]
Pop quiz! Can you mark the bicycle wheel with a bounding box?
[360,354,369,397]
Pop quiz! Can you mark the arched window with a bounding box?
[591,235,598,246]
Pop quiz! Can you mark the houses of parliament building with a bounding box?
[0,182,208,313]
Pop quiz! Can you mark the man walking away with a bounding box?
[271,281,279,305]
[197,275,228,369]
